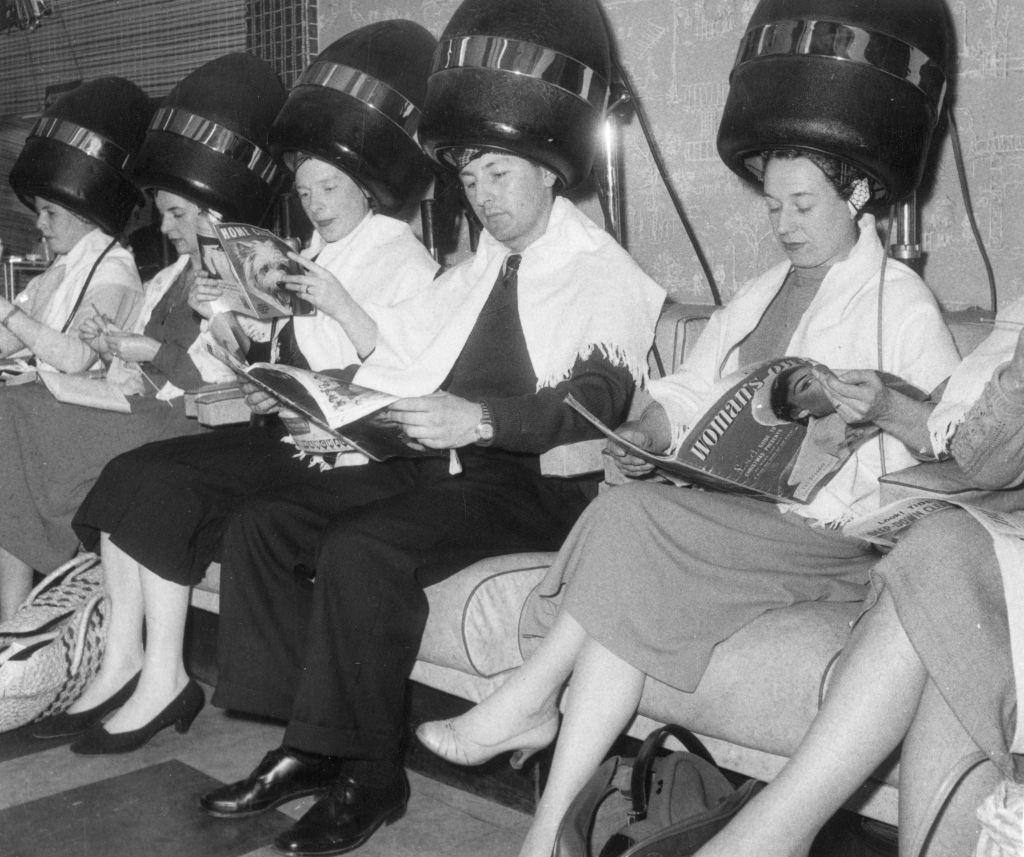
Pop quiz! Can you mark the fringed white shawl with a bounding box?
[251,213,438,469]
[355,196,665,398]
[12,228,140,371]
[284,213,438,371]
[649,214,959,526]
[929,298,1024,453]
[927,294,1024,753]
[202,213,438,373]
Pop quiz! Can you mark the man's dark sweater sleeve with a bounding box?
[482,353,635,454]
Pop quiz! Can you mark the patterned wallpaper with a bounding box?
[320,0,1024,315]
[0,0,246,115]
[0,0,247,256]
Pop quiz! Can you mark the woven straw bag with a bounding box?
[975,780,1024,857]
[0,553,107,732]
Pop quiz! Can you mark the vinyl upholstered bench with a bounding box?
[188,303,995,828]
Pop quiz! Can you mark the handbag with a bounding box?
[554,724,765,857]
[0,553,107,732]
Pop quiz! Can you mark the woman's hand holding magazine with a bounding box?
[604,401,674,479]
[189,273,222,320]
[605,422,661,479]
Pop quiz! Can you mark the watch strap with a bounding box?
[474,400,495,445]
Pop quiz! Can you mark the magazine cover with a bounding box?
[567,357,883,503]
[202,314,434,462]
[197,223,313,320]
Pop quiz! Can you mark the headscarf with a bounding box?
[440,147,488,171]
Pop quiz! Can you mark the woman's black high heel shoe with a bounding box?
[32,671,141,739]
[69,679,205,755]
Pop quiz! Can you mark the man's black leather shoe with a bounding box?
[200,747,344,818]
[273,771,410,856]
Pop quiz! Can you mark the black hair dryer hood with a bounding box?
[270,20,438,214]
[419,0,611,190]
[9,76,152,235]
[716,0,953,203]
[131,53,288,224]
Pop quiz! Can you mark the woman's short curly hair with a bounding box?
[759,148,867,202]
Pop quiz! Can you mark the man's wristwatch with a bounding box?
[474,401,495,446]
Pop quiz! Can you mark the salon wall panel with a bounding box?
[319,0,1024,315]
[0,0,245,254]
[0,0,245,115]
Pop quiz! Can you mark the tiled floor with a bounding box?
[0,684,533,857]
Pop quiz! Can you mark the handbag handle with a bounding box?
[552,755,622,857]
[629,724,716,820]
[904,749,990,857]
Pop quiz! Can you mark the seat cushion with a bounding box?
[420,552,557,677]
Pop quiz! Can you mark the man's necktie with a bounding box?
[500,253,521,289]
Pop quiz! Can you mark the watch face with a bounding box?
[477,422,494,441]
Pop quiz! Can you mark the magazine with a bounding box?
[37,370,132,413]
[842,460,1024,546]
[0,358,36,385]
[203,314,435,462]
[197,222,314,320]
[566,357,888,504]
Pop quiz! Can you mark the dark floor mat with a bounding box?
[0,721,72,764]
[0,759,292,857]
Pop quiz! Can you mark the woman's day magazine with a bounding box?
[566,357,885,504]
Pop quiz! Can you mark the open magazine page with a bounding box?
[243,364,395,430]
[214,223,314,320]
[0,358,37,384]
[202,318,436,462]
[197,229,259,318]
[37,370,132,412]
[241,366,443,461]
[566,358,876,503]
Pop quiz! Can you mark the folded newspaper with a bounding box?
[567,357,883,504]
[203,315,434,462]
[198,222,314,320]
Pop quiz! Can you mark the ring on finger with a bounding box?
[305,285,311,295]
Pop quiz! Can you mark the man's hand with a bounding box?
[240,379,279,415]
[386,392,482,449]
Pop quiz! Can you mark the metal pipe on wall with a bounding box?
[600,86,631,247]
[890,192,924,275]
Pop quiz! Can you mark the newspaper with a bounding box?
[842,459,1024,546]
[197,223,314,320]
[567,357,882,503]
